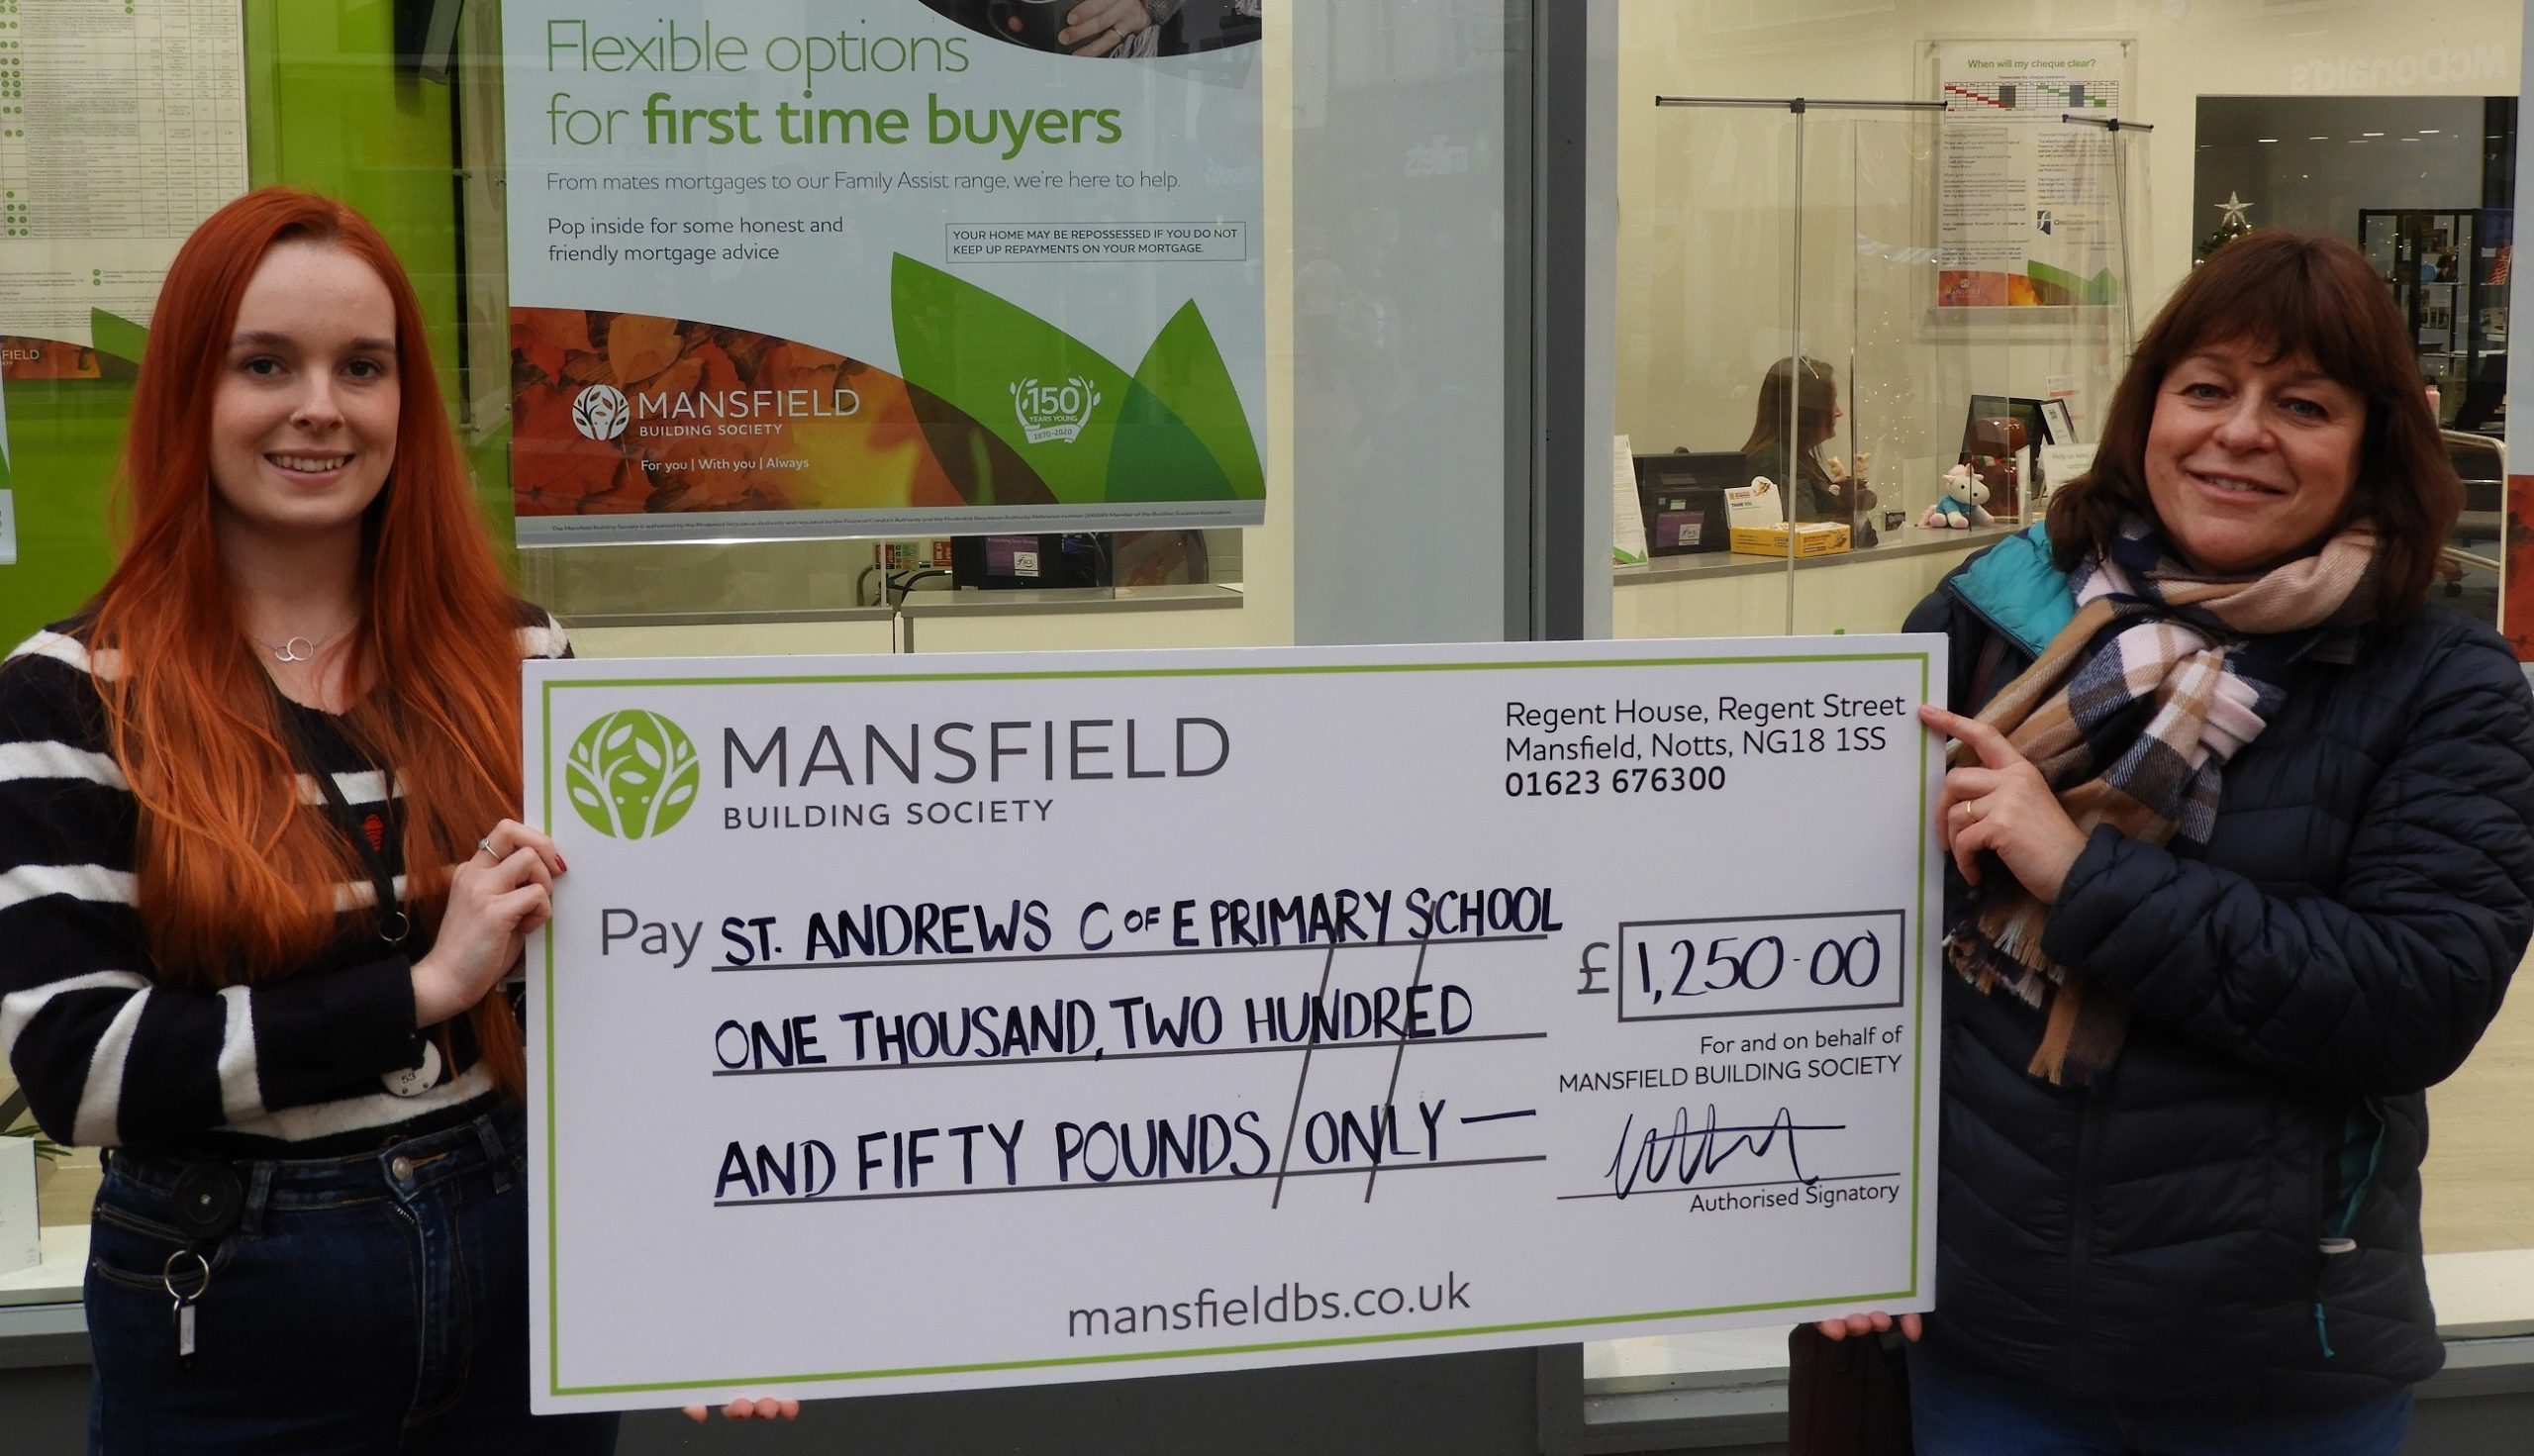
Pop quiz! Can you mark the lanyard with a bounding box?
[277,700,410,945]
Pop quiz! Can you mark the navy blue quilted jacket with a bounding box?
[1904,527,2534,1408]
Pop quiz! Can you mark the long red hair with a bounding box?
[88,187,527,1096]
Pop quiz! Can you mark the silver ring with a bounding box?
[477,836,497,858]
[162,1248,212,1302]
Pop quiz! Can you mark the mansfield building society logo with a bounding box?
[571,384,631,441]
[1011,375,1102,444]
[566,709,701,839]
[567,377,862,443]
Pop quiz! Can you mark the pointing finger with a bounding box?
[1919,704,2024,772]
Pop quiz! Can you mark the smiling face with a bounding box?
[2141,339,2365,574]
[206,241,400,550]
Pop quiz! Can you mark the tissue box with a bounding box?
[1729,522,1851,558]
[0,1137,37,1277]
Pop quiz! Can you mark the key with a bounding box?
[162,1248,211,1372]
[174,1295,196,1370]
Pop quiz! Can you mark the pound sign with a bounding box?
[1576,940,1611,995]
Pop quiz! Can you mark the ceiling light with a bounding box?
[2258,138,2279,144]
[2363,131,2385,138]
[2421,129,2441,135]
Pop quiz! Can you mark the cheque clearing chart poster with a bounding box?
[502,3,1265,543]
[525,637,1945,1411]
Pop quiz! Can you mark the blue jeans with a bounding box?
[86,1104,618,1455]
[1906,1340,2411,1456]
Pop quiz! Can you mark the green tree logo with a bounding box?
[565,710,700,839]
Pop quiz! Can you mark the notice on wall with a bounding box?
[0,0,248,379]
[1612,435,1647,565]
[1932,43,2127,310]
[525,636,1944,1412]
[502,3,1265,544]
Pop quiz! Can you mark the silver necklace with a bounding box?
[253,622,354,664]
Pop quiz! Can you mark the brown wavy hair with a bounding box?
[2045,229,2459,615]
[85,188,526,1095]
[1739,355,1839,457]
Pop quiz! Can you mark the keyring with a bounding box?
[162,1247,213,1302]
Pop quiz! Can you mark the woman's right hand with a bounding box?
[411,820,563,1027]
[1813,1310,1922,1342]
[685,1399,803,1422]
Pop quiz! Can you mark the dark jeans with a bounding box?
[87,1104,618,1455]
[1906,1340,2410,1456]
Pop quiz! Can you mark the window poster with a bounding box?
[502,2,1267,545]
[0,0,249,380]
[1930,42,2128,310]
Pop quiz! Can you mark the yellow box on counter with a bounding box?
[1728,523,1850,557]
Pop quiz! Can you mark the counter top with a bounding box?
[895,583,1243,618]
[1617,524,2017,586]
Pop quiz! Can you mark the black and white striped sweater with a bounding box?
[0,610,568,1157]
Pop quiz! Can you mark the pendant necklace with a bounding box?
[252,622,355,664]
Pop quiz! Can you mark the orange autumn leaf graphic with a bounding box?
[513,311,596,383]
[606,314,684,387]
[787,369,961,511]
[687,340,743,398]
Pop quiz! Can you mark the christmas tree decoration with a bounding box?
[2198,192,2256,261]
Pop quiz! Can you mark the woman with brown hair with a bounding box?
[0,189,787,1450]
[1742,355,1877,538]
[1820,230,2534,1451]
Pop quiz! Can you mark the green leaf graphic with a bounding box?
[1124,301,1263,502]
[891,255,1249,506]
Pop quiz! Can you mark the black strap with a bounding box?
[306,762,410,944]
[275,699,409,945]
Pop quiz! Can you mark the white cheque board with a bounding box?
[525,636,1946,1412]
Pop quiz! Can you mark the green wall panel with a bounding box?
[1,0,500,645]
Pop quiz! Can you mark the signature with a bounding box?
[1604,1105,1845,1200]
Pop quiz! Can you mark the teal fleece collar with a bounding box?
[1953,524,2075,656]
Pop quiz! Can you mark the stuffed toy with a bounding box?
[1919,464,1994,530]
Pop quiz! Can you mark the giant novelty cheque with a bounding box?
[503,1,1265,543]
[525,637,1947,1412]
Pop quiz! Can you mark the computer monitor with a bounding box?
[1632,451,1744,555]
[949,534,1109,590]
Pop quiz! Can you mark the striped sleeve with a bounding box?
[517,602,573,662]
[0,633,420,1149]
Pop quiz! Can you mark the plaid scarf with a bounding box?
[1946,518,2381,1084]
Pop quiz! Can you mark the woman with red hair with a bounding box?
[0,188,617,1449]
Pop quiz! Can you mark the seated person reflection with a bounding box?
[1741,356,1878,543]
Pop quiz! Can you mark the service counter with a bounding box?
[1614,526,2015,640]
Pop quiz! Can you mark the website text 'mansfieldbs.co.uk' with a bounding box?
[1066,1273,1472,1339]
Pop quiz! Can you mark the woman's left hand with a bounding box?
[1060,0,1152,54]
[1921,704,2088,903]
[684,1399,802,1422]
